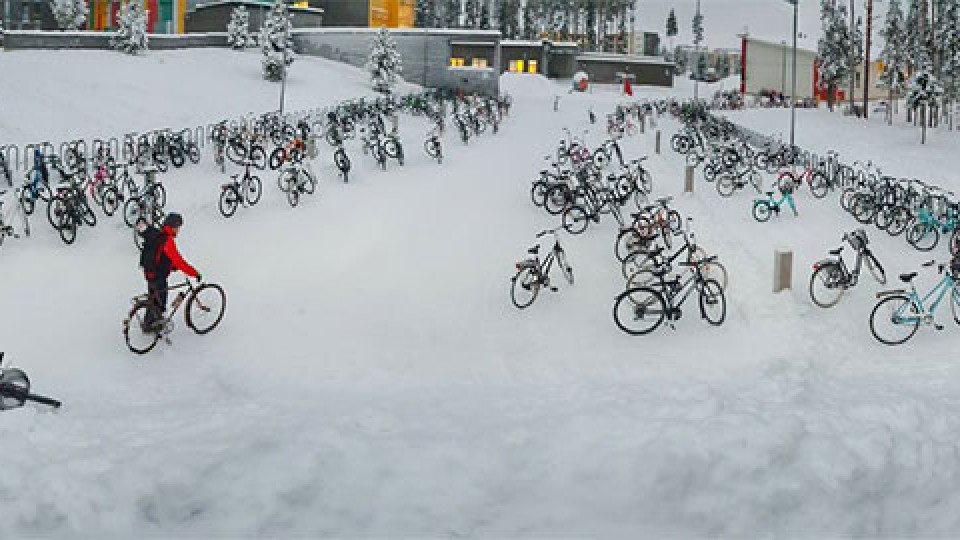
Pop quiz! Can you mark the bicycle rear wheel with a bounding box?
[809,262,846,308]
[219,187,239,218]
[186,283,227,335]
[613,287,666,335]
[124,302,161,354]
[510,267,540,309]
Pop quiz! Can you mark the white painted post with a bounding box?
[655,130,661,154]
[774,250,793,292]
[684,165,695,193]
[639,114,646,133]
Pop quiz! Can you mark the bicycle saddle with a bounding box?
[656,196,673,204]
[829,247,843,256]
[765,191,774,197]
[527,246,539,255]
[899,272,918,283]
[0,190,6,197]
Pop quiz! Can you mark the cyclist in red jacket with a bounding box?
[140,213,200,332]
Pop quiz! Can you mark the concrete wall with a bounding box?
[501,45,543,74]
[1,30,228,50]
[742,38,815,98]
[292,28,501,95]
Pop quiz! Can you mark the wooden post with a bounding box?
[774,250,793,292]
[684,165,695,192]
[639,114,646,133]
[655,130,661,154]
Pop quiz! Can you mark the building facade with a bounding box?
[740,36,816,99]
[89,0,187,33]
[185,0,322,33]
[1,0,57,30]
[576,52,674,87]
[313,0,412,28]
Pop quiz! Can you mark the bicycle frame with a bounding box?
[893,275,958,324]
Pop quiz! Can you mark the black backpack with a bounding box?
[139,226,168,275]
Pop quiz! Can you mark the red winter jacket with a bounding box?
[147,225,198,279]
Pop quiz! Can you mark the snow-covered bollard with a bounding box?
[684,165,694,193]
[774,249,793,293]
[639,114,646,133]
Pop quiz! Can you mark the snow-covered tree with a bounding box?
[906,66,943,142]
[367,28,403,95]
[692,10,703,47]
[464,0,479,27]
[522,0,536,39]
[879,0,908,122]
[444,0,460,27]
[415,0,436,27]
[817,0,858,110]
[498,0,518,39]
[479,1,491,29]
[259,0,294,82]
[935,0,960,118]
[50,0,87,30]
[111,0,148,55]
[226,5,250,49]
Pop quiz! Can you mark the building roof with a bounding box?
[743,36,816,56]
[576,52,674,67]
[189,0,323,13]
[501,40,544,47]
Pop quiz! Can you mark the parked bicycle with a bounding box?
[809,229,886,308]
[510,228,574,309]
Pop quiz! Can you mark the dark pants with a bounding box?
[145,275,168,326]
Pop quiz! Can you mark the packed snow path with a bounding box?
[1,52,960,536]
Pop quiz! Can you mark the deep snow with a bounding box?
[1,50,960,537]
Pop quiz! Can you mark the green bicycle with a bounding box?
[869,259,960,345]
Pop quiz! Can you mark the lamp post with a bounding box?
[280,14,289,115]
[781,40,787,96]
[786,0,798,156]
[694,0,701,102]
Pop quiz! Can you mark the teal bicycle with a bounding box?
[752,184,798,222]
[869,259,960,345]
[906,201,959,252]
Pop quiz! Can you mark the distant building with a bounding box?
[740,36,816,98]
[89,0,188,33]
[313,0,413,28]
[1,0,57,30]
[642,32,659,56]
[576,52,674,87]
[185,0,322,33]
[449,39,578,78]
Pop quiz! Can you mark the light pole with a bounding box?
[781,40,787,96]
[786,0,798,156]
[280,14,289,115]
[694,0,701,102]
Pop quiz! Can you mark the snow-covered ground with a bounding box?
[2,50,960,537]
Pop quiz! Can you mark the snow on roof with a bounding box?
[500,40,544,47]
[743,35,816,56]
[190,0,272,12]
[576,52,674,66]
[291,27,499,38]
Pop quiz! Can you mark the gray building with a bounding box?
[575,53,674,87]
[643,32,659,57]
[186,0,323,34]
[1,0,57,30]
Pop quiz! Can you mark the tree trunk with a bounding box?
[888,86,893,125]
[921,104,927,144]
[863,0,873,119]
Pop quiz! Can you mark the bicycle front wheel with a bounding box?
[124,302,161,354]
[809,262,846,308]
[698,279,726,325]
[752,201,772,222]
[613,287,666,335]
[869,295,920,346]
[218,187,239,218]
[245,175,262,205]
[186,283,226,335]
[562,205,590,235]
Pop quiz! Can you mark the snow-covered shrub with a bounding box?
[112,0,148,55]
[227,5,250,49]
[259,0,294,81]
[50,0,87,30]
[367,28,403,95]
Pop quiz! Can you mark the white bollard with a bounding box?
[774,250,793,293]
[684,165,695,193]
[639,114,646,133]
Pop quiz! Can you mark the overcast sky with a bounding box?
[635,0,826,51]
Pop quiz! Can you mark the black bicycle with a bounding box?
[0,354,61,410]
[809,229,886,308]
[510,228,574,309]
[219,162,262,218]
[613,257,726,335]
[123,277,227,354]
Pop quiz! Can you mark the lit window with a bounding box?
[527,60,538,73]
[472,58,489,68]
[292,1,308,7]
[450,57,465,67]
[509,60,525,73]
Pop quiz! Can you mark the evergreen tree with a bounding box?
[479,1,491,29]
[817,0,857,110]
[498,0,518,38]
[906,66,943,142]
[879,0,908,122]
[226,6,250,49]
[111,0,148,55]
[666,8,678,43]
[259,0,294,82]
[415,0,437,27]
[523,0,536,39]
[692,10,703,46]
[464,0,480,27]
[50,0,86,30]
[935,0,960,116]
[444,0,460,27]
[367,28,403,94]
[585,0,596,50]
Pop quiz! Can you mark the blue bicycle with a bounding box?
[19,148,52,216]
[752,184,798,222]
[869,259,960,345]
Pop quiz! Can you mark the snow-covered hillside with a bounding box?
[1,51,960,537]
